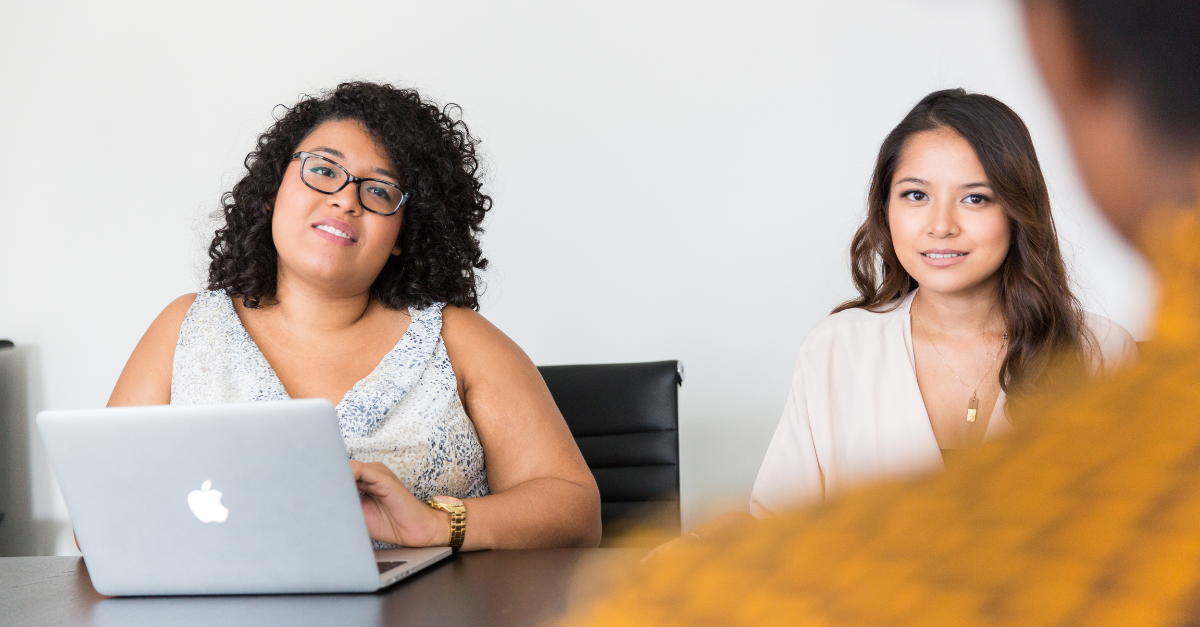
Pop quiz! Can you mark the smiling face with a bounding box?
[271,119,405,297]
[887,129,1012,297]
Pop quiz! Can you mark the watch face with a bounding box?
[433,495,463,506]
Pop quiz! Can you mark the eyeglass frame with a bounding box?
[290,151,412,216]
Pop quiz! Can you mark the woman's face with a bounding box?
[272,119,404,297]
[888,129,1012,297]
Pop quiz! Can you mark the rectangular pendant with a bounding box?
[966,396,979,423]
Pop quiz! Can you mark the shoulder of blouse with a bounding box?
[1081,310,1139,372]
[802,301,909,349]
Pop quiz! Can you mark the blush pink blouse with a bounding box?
[749,290,1137,517]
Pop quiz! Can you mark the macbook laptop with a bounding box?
[36,399,451,596]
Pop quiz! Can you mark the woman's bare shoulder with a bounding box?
[164,292,200,318]
[107,293,199,407]
[440,306,523,355]
[149,293,200,343]
[440,306,537,380]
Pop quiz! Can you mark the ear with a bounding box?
[391,245,402,256]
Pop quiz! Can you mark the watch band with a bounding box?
[427,496,467,550]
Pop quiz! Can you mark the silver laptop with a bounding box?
[36,399,451,596]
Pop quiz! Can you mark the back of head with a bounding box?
[1061,0,1200,149]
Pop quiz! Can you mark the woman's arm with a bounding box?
[441,306,602,549]
[645,341,825,561]
[749,344,825,517]
[355,307,601,549]
[107,294,197,407]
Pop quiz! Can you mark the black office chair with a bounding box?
[0,341,13,546]
[537,360,682,547]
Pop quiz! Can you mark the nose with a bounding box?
[927,196,959,238]
[327,182,363,216]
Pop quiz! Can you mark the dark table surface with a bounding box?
[1,549,641,627]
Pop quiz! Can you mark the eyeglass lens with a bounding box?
[300,154,404,214]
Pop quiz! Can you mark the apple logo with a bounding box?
[187,480,230,523]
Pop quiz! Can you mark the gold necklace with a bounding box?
[912,307,1009,423]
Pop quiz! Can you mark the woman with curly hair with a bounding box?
[107,82,602,550]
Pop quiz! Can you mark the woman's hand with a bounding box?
[350,460,451,547]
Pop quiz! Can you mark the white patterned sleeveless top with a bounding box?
[171,290,490,504]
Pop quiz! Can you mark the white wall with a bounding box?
[0,0,1153,554]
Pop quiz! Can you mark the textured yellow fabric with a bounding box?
[561,205,1200,627]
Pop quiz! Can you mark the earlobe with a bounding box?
[391,246,402,256]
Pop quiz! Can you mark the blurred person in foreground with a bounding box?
[560,1,1200,625]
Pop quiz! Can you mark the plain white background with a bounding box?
[0,0,1154,555]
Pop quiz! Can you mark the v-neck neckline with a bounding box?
[221,292,418,413]
[900,288,1008,454]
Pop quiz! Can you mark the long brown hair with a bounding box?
[835,88,1093,397]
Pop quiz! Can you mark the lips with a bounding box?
[920,249,968,267]
[311,217,358,246]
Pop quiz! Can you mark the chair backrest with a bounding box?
[537,360,682,546]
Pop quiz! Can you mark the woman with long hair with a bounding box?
[750,88,1135,516]
[107,82,601,550]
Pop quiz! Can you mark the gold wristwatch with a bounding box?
[426,495,466,550]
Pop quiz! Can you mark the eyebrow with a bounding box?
[311,146,401,182]
[893,177,992,190]
[311,146,345,159]
[373,166,401,181]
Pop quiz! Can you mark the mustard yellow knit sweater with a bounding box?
[562,207,1200,627]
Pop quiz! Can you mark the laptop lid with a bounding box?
[37,399,382,595]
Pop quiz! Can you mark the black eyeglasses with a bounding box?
[291,152,411,216]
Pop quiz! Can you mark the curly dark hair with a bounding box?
[207,81,490,310]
